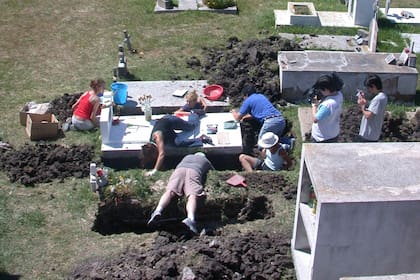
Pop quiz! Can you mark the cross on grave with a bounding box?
[123,30,132,52]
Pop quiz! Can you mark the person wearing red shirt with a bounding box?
[71,78,105,130]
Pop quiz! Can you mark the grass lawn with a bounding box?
[0,0,419,279]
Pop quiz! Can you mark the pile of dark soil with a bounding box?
[70,230,295,280]
[0,142,94,186]
[47,92,82,122]
[188,35,302,107]
[304,104,420,142]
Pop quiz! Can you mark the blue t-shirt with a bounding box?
[239,94,282,123]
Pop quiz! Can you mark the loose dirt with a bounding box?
[3,35,419,279]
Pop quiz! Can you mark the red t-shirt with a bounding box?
[74,92,94,120]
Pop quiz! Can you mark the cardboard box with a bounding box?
[19,103,51,126]
[25,113,59,141]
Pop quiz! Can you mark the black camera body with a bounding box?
[306,87,323,104]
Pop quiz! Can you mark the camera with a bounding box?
[306,87,323,104]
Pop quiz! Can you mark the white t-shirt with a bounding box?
[311,92,343,142]
[359,92,388,141]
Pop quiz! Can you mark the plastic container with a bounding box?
[203,84,223,101]
[111,83,128,105]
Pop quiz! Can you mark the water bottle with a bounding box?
[89,163,97,192]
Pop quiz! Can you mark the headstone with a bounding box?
[350,0,376,27]
[398,48,410,65]
[385,54,396,65]
[368,18,378,52]
[385,0,391,15]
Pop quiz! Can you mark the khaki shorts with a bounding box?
[167,167,205,197]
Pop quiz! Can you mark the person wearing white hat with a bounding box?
[239,132,292,172]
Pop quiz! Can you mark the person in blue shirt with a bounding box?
[231,85,286,142]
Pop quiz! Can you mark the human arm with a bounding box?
[151,132,165,173]
[198,97,207,112]
[231,108,242,121]
[231,108,252,122]
[358,93,374,119]
[89,95,101,126]
[312,99,330,123]
[311,96,319,123]
[279,149,292,170]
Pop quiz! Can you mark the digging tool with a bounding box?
[226,174,247,188]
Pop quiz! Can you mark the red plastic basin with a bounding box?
[203,84,223,101]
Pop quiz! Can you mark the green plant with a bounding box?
[203,0,236,9]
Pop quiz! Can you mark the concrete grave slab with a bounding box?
[278,51,418,102]
[278,33,359,52]
[154,0,237,14]
[297,107,312,141]
[380,8,420,25]
[100,104,242,159]
[275,10,359,28]
[402,33,420,53]
[341,273,420,280]
[112,80,229,115]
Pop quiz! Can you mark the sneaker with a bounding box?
[182,218,198,234]
[62,123,70,132]
[200,134,213,145]
[147,210,161,225]
[289,137,295,151]
[62,117,72,132]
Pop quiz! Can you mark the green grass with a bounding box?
[0,0,419,279]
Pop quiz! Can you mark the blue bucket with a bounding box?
[111,83,128,105]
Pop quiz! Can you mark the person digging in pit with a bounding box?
[231,84,286,141]
[239,132,292,172]
[147,152,215,234]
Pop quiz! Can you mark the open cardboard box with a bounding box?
[26,113,59,141]
[19,103,51,126]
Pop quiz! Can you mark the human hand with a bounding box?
[145,169,157,177]
[357,91,367,106]
[311,96,319,107]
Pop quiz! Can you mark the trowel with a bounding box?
[226,174,247,188]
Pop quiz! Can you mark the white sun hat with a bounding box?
[257,132,279,149]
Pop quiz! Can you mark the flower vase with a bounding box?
[144,103,152,121]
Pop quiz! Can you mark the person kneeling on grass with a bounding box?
[147,152,215,234]
[239,132,292,172]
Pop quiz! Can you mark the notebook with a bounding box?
[172,89,188,97]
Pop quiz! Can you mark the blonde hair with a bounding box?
[185,90,198,102]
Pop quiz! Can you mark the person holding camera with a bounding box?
[311,73,344,143]
[357,74,388,142]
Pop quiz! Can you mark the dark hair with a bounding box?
[90,78,105,92]
[364,74,382,90]
[314,72,344,92]
[241,85,256,96]
[141,143,158,169]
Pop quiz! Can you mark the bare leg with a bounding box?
[186,194,197,221]
[155,190,176,213]
[239,154,258,172]
[183,194,199,234]
[148,190,176,225]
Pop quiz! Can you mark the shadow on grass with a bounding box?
[0,272,21,280]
